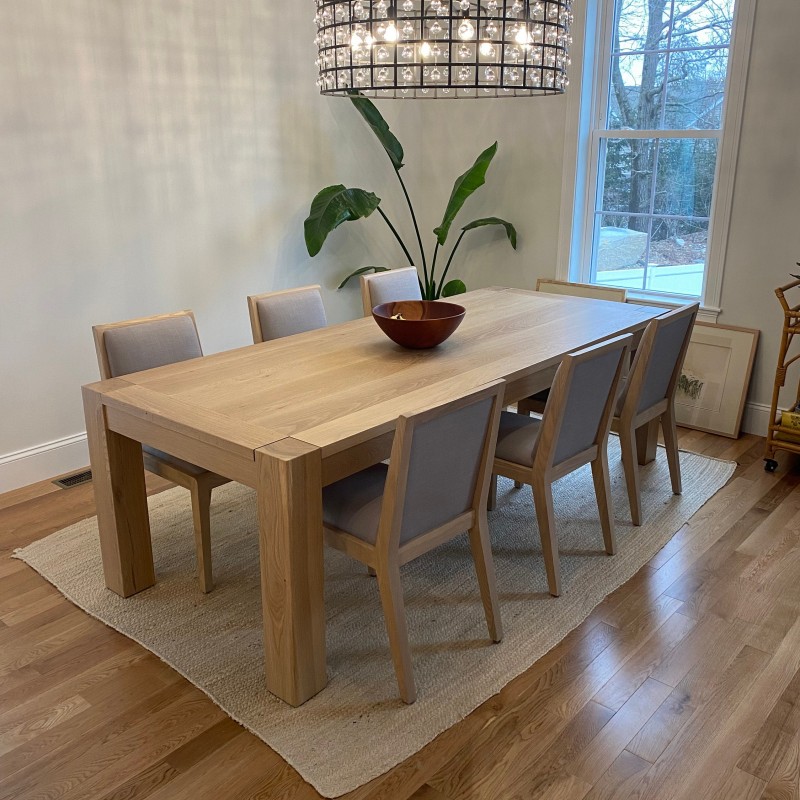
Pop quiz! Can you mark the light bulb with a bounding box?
[419,41,432,57]
[350,32,363,48]
[515,27,532,45]
[479,41,495,57]
[458,19,475,40]
[384,22,399,41]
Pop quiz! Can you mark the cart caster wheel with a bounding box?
[764,459,778,473]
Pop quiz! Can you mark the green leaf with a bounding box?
[336,266,390,290]
[304,185,381,257]
[349,92,405,172]
[433,142,498,246]
[441,279,467,297]
[461,217,518,249]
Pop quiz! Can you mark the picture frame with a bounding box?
[675,321,759,438]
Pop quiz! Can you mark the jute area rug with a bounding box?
[15,439,734,797]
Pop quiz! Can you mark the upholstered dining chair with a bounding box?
[518,280,628,417]
[491,334,633,597]
[613,302,699,526]
[92,310,229,593]
[247,284,328,343]
[322,381,505,703]
[535,278,628,303]
[360,267,422,316]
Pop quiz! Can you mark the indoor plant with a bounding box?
[304,93,517,300]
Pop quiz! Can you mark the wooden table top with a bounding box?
[89,288,665,461]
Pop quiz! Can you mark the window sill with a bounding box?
[624,291,720,323]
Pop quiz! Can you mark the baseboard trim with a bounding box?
[0,433,89,494]
[0,402,774,494]
[741,401,770,438]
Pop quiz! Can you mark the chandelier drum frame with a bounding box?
[314,0,573,99]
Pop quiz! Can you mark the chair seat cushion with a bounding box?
[495,411,542,468]
[143,445,208,477]
[322,464,388,544]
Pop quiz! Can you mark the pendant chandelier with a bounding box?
[314,1,573,99]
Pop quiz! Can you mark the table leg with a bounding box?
[82,386,154,597]
[256,439,326,706]
[635,419,659,466]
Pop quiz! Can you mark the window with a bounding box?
[574,0,745,303]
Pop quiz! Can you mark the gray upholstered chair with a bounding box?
[92,311,229,593]
[491,334,632,597]
[518,280,628,416]
[613,303,699,526]
[322,381,505,703]
[360,267,422,316]
[247,285,328,344]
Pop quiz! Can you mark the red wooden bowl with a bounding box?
[372,300,466,349]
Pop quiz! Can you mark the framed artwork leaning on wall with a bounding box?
[675,321,759,438]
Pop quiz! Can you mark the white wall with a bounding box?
[716,0,800,425]
[0,1,423,491]
[2,0,798,491]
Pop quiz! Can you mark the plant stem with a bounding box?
[395,170,429,290]
[437,229,467,291]
[429,243,441,300]
[377,207,416,268]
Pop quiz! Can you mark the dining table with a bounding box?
[82,287,666,707]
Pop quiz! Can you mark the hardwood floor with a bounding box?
[2,431,799,799]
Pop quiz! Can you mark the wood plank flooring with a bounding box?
[2,431,799,799]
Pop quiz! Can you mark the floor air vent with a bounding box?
[53,469,93,489]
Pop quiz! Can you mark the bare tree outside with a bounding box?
[592,0,736,294]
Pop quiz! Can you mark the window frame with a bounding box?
[557,0,757,319]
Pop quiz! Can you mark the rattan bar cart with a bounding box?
[764,277,800,471]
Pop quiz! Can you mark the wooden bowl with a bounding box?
[372,300,466,349]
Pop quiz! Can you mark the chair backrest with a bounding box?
[361,267,422,316]
[536,279,628,303]
[620,303,699,420]
[535,334,632,471]
[376,381,504,551]
[93,311,203,380]
[247,285,327,343]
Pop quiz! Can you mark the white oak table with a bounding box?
[82,287,665,706]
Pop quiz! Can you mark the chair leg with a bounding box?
[189,482,214,593]
[487,474,498,511]
[467,510,503,643]
[591,451,617,555]
[661,407,682,495]
[619,425,643,526]
[531,477,562,597]
[635,419,659,465]
[375,563,416,704]
[517,398,533,416]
